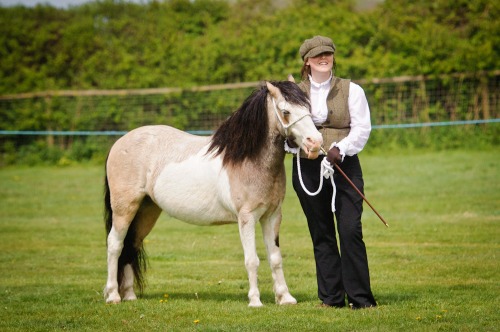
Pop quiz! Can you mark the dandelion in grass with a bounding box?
[194,319,200,324]
[159,293,169,303]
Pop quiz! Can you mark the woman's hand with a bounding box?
[326,146,342,165]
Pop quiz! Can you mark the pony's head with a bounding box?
[208,79,322,166]
[266,80,323,159]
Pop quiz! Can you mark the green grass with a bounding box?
[0,149,498,331]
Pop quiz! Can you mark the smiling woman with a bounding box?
[292,35,376,309]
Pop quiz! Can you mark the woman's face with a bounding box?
[306,52,334,75]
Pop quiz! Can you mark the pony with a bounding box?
[104,80,323,307]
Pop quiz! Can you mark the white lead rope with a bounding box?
[285,140,337,212]
[297,154,337,212]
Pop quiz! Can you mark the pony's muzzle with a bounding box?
[304,136,323,159]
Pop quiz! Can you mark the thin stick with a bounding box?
[320,148,389,227]
[333,163,389,227]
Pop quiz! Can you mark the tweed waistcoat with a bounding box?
[298,77,351,157]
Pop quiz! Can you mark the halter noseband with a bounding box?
[271,98,312,138]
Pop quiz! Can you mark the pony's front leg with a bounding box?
[238,212,262,307]
[261,210,297,305]
[104,225,126,304]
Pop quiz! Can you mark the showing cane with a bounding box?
[320,147,389,227]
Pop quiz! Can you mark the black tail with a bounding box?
[104,159,147,294]
[104,165,113,242]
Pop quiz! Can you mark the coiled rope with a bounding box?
[285,141,337,212]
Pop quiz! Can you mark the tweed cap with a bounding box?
[299,36,336,60]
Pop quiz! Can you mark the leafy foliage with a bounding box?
[0,0,498,93]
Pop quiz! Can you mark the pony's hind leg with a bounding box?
[105,217,131,304]
[119,197,162,301]
[260,210,297,305]
[104,180,145,304]
[120,263,137,301]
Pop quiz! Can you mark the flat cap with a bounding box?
[299,35,336,60]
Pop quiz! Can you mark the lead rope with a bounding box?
[285,141,337,212]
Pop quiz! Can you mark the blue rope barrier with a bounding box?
[0,119,498,136]
[372,118,500,129]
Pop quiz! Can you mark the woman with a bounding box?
[292,35,376,309]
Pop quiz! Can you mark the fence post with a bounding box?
[480,76,490,120]
[45,96,54,147]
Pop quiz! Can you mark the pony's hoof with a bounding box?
[121,292,137,301]
[104,290,122,304]
[248,299,264,307]
[277,293,297,305]
[106,297,122,304]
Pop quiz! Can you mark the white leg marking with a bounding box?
[104,226,126,304]
[238,213,263,307]
[261,212,297,305]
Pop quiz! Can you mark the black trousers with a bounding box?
[292,155,376,308]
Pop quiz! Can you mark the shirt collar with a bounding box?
[309,72,332,88]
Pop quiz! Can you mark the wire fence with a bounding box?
[0,71,498,156]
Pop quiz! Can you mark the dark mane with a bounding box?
[207,81,310,166]
[275,80,310,109]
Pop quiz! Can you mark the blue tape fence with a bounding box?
[0,119,498,136]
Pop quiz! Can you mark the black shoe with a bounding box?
[349,302,376,310]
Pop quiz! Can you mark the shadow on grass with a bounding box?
[142,290,246,303]
[141,287,418,306]
[141,290,315,305]
[374,292,418,306]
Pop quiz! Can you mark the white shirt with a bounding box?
[309,75,371,157]
[309,74,331,124]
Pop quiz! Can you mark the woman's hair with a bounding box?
[300,55,337,80]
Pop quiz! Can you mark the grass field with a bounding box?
[0,149,498,331]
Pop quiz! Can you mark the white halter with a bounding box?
[271,98,312,137]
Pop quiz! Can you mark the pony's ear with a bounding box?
[287,74,296,83]
[266,81,281,98]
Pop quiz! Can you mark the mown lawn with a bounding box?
[0,149,498,331]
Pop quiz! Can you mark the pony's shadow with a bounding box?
[142,291,244,303]
[142,290,313,305]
